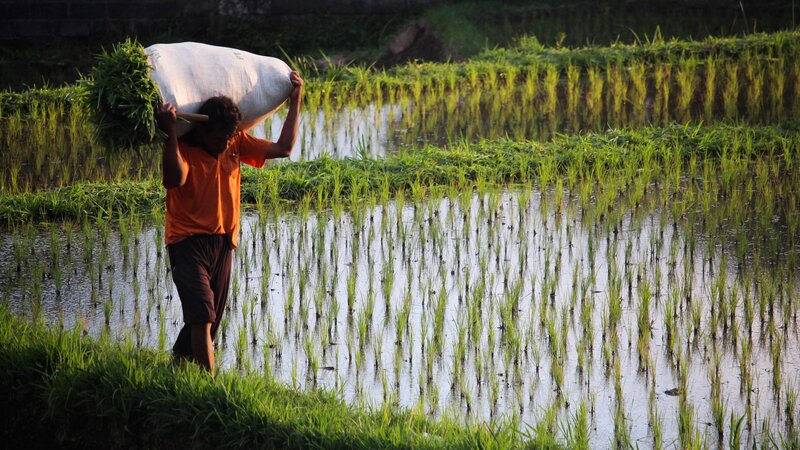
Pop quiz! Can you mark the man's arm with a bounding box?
[156,103,188,188]
[264,71,304,159]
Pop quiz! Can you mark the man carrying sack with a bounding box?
[155,71,304,377]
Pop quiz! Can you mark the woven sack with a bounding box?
[146,42,292,137]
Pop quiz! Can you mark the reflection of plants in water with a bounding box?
[722,60,740,119]
[674,56,698,121]
[585,65,604,121]
[542,64,559,117]
[4,31,800,192]
[745,52,766,120]
[703,55,717,121]
[605,62,625,120]
[565,64,580,124]
[653,62,671,120]
[793,60,800,117]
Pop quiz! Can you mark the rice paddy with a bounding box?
[2,120,799,447]
[2,30,799,192]
[2,26,800,448]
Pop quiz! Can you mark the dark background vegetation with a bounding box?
[0,0,796,90]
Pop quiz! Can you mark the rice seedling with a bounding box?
[606,271,622,329]
[709,353,726,442]
[528,399,559,448]
[650,402,663,450]
[729,412,745,450]
[786,384,798,434]
[772,335,783,392]
[612,397,632,449]
[156,303,167,351]
[235,321,251,371]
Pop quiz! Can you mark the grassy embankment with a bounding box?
[0,121,796,224]
[0,306,535,449]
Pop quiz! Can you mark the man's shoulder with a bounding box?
[233,130,261,144]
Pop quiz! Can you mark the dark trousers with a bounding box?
[167,234,232,358]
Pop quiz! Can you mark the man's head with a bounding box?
[195,96,242,155]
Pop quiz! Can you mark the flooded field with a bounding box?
[2,42,798,192]
[2,29,800,448]
[3,145,799,447]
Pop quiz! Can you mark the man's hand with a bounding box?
[156,103,177,134]
[264,71,304,160]
[289,71,304,105]
[158,102,186,188]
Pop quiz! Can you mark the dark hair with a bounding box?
[197,96,242,137]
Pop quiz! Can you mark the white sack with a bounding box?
[145,42,292,137]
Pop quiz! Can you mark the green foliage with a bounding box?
[421,2,488,58]
[1,121,796,223]
[0,86,76,118]
[477,29,800,68]
[7,29,799,119]
[0,180,164,223]
[0,305,539,449]
[79,38,162,153]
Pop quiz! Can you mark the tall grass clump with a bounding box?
[79,38,162,152]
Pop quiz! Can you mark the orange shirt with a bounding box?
[165,131,269,248]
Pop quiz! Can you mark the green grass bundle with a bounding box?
[80,39,161,153]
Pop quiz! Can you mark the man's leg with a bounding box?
[168,236,217,374]
[191,322,214,377]
[209,238,233,342]
[172,324,193,359]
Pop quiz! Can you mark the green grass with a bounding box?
[0,179,164,223]
[0,306,537,449]
[0,85,76,116]
[475,28,800,67]
[0,121,796,224]
[1,29,795,194]
[4,29,798,117]
[79,38,163,152]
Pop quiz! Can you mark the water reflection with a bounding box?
[2,52,795,191]
[2,176,798,448]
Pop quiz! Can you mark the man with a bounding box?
[155,71,303,377]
